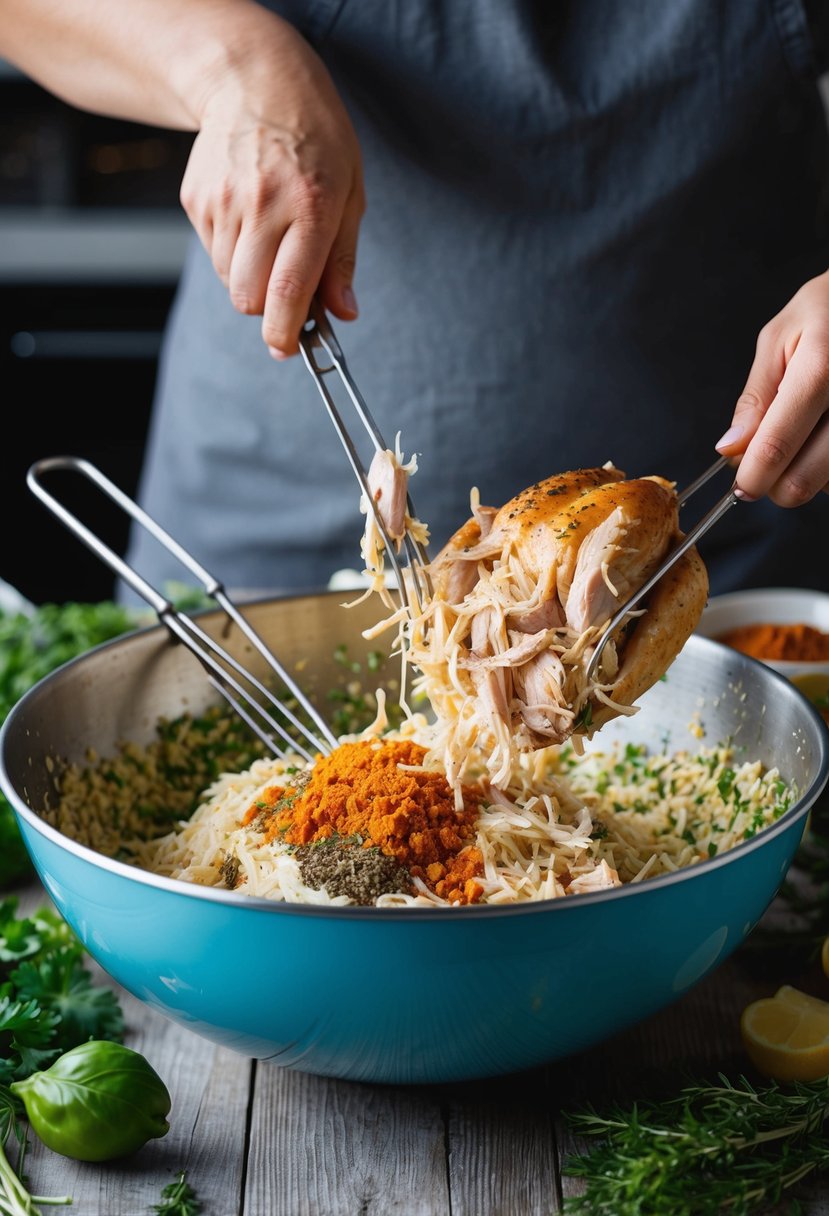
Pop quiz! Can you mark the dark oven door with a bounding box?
[1,281,178,605]
[0,63,194,605]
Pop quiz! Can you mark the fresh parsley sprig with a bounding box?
[152,1170,201,1216]
[0,897,123,1083]
[562,1073,829,1216]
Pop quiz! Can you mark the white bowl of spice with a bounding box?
[695,587,829,724]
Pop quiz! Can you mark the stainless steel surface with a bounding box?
[26,456,338,761]
[3,591,827,907]
[298,300,432,613]
[0,65,193,284]
[586,457,739,681]
[4,592,397,835]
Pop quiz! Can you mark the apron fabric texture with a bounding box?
[124,0,829,603]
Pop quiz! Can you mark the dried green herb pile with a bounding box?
[0,600,139,884]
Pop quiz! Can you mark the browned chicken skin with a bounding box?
[430,465,625,603]
[554,476,678,632]
[422,463,709,755]
[590,546,709,731]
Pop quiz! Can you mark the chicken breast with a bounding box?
[429,464,625,603]
[590,546,709,731]
[428,512,493,603]
[367,448,409,543]
[404,462,709,792]
[554,476,678,633]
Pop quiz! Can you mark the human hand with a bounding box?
[715,269,829,504]
[180,9,364,357]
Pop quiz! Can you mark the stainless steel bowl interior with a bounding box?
[3,589,828,900]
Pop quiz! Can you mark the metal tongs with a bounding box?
[585,455,739,681]
[297,303,742,681]
[298,305,741,677]
[27,456,338,763]
[298,300,432,612]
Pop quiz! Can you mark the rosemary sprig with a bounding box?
[562,1073,829,1216]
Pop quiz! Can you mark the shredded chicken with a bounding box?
[361,461,708,798]
[352,433,430,610]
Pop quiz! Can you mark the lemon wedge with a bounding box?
[791,673,829,726]
[740,985,829,1082]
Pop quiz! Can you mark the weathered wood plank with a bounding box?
[244,1065,449,1216]
[443,1072,560,1216]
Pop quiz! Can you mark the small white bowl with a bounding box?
[696,588,829,705]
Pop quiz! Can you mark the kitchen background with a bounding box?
[1,58,194,606]
[4,60,829,608]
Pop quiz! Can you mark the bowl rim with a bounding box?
[2,610,828,922]
[704,586,829,601]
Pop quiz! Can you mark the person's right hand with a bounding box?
[179,9,365,357]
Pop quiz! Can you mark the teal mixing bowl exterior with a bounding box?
[2,593,828,1084]
[12,801,811,1084]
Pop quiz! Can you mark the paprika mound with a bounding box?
[717,622,829,663]
[260,738,485,904]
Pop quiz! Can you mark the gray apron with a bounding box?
[125,0,829,601]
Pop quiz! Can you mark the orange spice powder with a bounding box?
[261,739,485,904]
[241,784,286,827]
[718,622,829,662]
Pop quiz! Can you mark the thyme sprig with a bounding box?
[562,1073,829,1216]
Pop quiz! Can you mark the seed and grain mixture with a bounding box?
[46,700,794,908]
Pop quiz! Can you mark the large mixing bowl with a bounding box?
[1,591,827,1084]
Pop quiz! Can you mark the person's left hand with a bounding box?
[716,267,829,504]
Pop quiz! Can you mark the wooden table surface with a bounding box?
[14,863,829,1216]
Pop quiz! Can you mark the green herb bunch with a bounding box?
[0,601,139,885]
[563,1073,829,1215]
[0,894,126,1213]
[0,896,124,1082]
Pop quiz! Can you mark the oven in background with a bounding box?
[0,61,194,605]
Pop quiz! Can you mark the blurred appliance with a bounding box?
[0,61,194,605]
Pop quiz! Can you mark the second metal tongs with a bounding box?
[585,455,739,681]
[27,456,339,763]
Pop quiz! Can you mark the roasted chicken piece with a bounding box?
[418,463,708,778]
[589,546,708,731]
[430,464,626,604]
[552,475,679,633]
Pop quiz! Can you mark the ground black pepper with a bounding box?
[293,838,413,905]
[219,853,241,889]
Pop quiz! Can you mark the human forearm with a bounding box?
[0,0,290,131]
[1,0,365,354]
